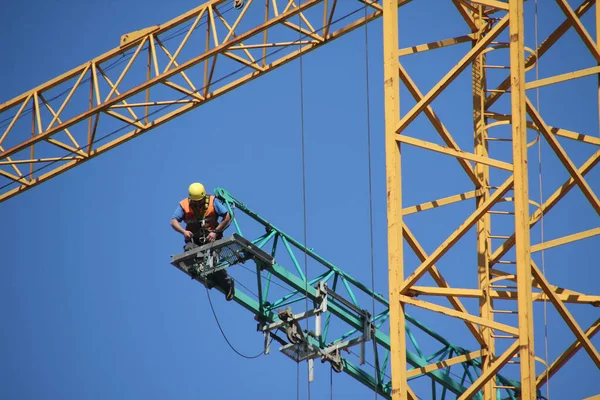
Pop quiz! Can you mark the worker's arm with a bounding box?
[171,205,193,239]
[213,212,231,234]
[171,218,193,239]
[207,212,230,242]
[207,198,232,241]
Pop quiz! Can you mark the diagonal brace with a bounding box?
[395,15,509,133]
[536,317,600,388]
[403,224,486,346]
[526,98,600,215]
[531,261,600,369]
[400,175,514,294]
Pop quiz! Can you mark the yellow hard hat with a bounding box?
[188,182,206,201]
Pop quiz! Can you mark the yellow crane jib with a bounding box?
[120,25,160,48]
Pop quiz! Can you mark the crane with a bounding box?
[1,0,599,399]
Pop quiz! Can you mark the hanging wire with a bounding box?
[205,286,272,359]
[349,348,392,381]
[0,3,235,130]
[231,274,261,299]
[296,1,310,399]
[363,2,377,399]
[534,1,550,398]
[0,5,371,194]
[330,354,334,398]
[297,359,301,400]
[0,5,386,397]
[0,4,370,147]
[239,264,291,291]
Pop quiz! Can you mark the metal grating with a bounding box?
[215,241,252,265]
[280,343,316,362]
[170,233,274,279]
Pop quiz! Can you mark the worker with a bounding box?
[170,182,235,301]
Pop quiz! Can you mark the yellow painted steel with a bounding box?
[537,318,600,388]
[531,227,600,253]
[402,190,478,216]
[399,295,519,336]
[1,0,599,398]
[509,0,536,397]
[383,0,407,398]
[407,350,486,378]
[396,134,514,171]
[0,0,390,203]
[525,65,600,89]
[473,7,496,398]
[402,224,487,346]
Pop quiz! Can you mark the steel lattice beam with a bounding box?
[2,0,598,398]
[0,0,410,203]
[382,0,600,398]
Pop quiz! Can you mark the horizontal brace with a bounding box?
[483,65,509,69]
[109,99,199,108]
[548,127,600,146]
[408,286,482,298]
[469,0,509,10]
[403,190,478,216]
[230,40,316,49]
[492,290,600,306]
[485,111,600,146]
[396,134,513,171]
[531,227,600,253]
[398,34,476,57]
[407,350,486,378]
[399,295,519,336]
[526,65,600,90]
[406,286,600,305]
[0,156,82,165]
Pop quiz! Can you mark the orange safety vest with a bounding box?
[179,195,218,232]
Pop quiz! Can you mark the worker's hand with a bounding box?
[207,232,217,242]
[183,230,194,240]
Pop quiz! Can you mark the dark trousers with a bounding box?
[185,234,233,292]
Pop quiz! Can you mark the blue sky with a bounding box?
[1,0,599,399]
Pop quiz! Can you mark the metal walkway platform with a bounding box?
[170,233,274,281]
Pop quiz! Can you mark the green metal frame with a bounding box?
[170,187,525,399]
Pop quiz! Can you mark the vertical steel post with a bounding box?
[146,41,151,125]
[509,0,536,397]
[383,0,407,398]
[597,0,599,138]
[473,6,496,399]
